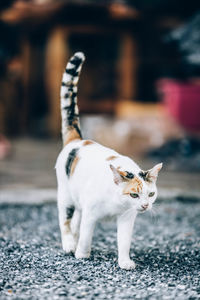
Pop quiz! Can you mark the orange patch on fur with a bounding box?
[119,170,127,177]
[83,140,94,146]
[64,219,71,234]
[106,155,118,161]
[116,166,129,179]
[70,156,80,176]
[64,127,81,146]
[123,177,143,194]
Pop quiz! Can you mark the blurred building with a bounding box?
[0,0,199,138]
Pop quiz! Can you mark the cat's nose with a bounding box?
[141,203,149,210]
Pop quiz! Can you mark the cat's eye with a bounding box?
[130,193,139,198]
[148,192,155,197]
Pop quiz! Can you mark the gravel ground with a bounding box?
[0,200,200,300]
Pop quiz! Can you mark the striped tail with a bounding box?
[60,52,85,146]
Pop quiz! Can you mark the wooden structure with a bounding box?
[0,2,141,136]
[0,1,184,136]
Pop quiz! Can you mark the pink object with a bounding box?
[0,134,11,160]
[157,79,200,132]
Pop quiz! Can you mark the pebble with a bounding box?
[177,284,186,290]
[0,201,199,299]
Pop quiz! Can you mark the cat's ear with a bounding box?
[147,163,163,182]
[110,164,127,185]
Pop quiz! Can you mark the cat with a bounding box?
[55,52,162,270]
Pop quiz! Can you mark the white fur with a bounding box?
[56,140,161,270]
[62,73,72,84]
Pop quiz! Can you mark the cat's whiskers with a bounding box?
[149,203,159,223]
[153,202,160,213]
[150,207,156,217]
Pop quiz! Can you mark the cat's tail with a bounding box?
[60,52,85,146]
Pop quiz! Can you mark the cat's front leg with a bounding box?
[117,211,137,270]
[75,210,96,259]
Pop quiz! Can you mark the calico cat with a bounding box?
[55,52,162,270]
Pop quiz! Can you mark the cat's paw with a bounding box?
[62,235,76,253]
[75,249,90,259]
[118,259,136,270]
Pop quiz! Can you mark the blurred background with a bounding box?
[0,0,200,196]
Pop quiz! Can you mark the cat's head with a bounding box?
[110,163,162,213]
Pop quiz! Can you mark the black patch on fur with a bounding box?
[68,114,79,123]
[66,206,75,219]
[64,92,77,99]
[73,123,82,138]
[125,172,134,179]
[70,55,83,68]
[63,91,78,125]
[139,171,148,181]
[66,148,79,177]
[65,68,79,77]
[64,82,73,88]
[64,93,70,99]
[67,100,77,125]
[63,89,82,138]
[63,105,71,110]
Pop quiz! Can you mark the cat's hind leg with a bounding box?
[70,209,81,244]
[57,187,77,253]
